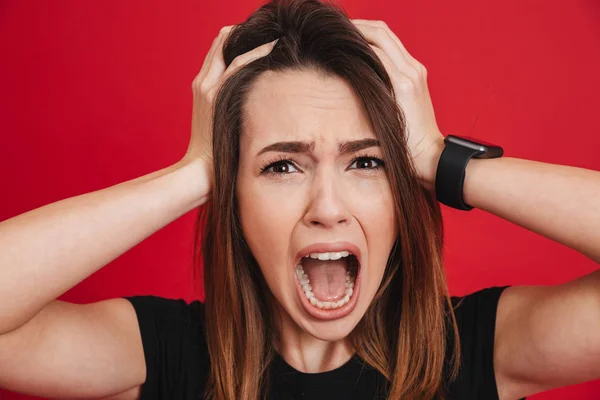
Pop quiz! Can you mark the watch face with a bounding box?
[445,135,504,158]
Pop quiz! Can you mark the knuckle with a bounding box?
[206,87,216,102]
[398,76,416,93]
[199,81,212,95]
[230,55,244,69]
[408,71,421,83]
[372,47,385,60]
[191,77,202,91]
[374,20,388,29]
[374,26,388,39]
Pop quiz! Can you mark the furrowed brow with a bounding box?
[257,141,314,156]
[338,139,380,154]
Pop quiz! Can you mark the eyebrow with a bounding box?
[338,138,380,154]
[257,138,380,156]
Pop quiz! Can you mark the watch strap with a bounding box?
[435,143,483,211]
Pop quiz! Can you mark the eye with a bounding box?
[348,156,385,170]
[262,160,299,175]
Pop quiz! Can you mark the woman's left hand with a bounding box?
[351,19,444,192]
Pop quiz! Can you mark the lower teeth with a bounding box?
[295,264,356,310]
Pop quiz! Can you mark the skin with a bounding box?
[349,20,600,399]
[190,20,600,399]
[236,69,397,372]
[0,16,600,400]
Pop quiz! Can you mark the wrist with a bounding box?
[415,137,444,193]
[174,157,213,208]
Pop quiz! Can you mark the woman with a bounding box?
[0,0,598,399]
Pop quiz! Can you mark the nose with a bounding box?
[302,172,351,229]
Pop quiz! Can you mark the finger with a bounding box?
[201,26,234,74]
[351,19,417,64]
[194,26,234,85]
[369,44,414,91]
[370,44,399,76]
[220,38,279,81]
[351,20,420,77]
[200,31,231,86]
[352,20,418,73]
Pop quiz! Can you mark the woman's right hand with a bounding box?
[182,26,279,180]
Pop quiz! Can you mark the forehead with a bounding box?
[241,69,374,151]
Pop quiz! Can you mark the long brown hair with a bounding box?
[196,0,461,398]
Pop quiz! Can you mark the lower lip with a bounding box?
[294,264,361,321]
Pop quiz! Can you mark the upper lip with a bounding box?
[295,242,361,265]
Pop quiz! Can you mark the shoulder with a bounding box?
[123,295,209,399]
[446,286,511,400]
[123,294,207,352]
[124,295,205,325]
[451,285,509,324]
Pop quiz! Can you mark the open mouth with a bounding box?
[293,245,361,320]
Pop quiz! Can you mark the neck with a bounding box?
[275,305,354,373]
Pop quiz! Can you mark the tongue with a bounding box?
[302,258,347,301]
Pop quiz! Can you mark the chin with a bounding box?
[288,296,371,342]
[302,318,361,342]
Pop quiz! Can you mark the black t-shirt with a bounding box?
[124,285,511,399]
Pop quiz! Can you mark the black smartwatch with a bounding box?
[435,135,503,211]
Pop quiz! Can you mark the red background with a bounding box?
[1,0,599,398]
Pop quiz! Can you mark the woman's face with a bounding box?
[236,69,397,341]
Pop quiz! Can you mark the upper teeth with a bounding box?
[305,251,351,261]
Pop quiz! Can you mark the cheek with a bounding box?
[236,176,302,287]
[347,178,397,289]
[346,177,396,236]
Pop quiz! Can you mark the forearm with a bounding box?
[0,158,209,335]
[463,156,600,263]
